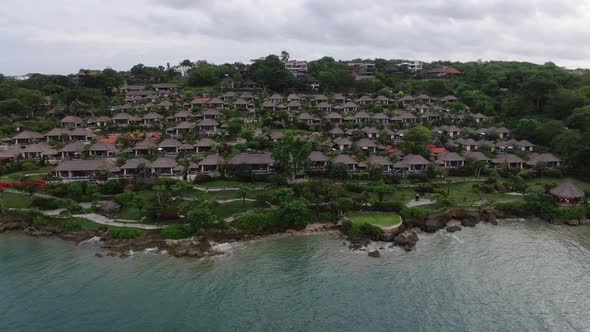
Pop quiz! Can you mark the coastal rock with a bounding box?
[368,250,380,258]
[481,209,498,225]
[424,213,448,233]
[565,219,580,226]
[393,229,419,251]
[380,233,395,242]
[461,211,480,227]
[95,253,103,258]
[446,219,462,232]
[106,252,117,257]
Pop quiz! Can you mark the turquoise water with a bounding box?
[1,221,590,331]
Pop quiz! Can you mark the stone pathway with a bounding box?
[72,213,163,230]
[406,198,435,208]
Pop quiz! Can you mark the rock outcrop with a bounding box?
[393,229,419,251]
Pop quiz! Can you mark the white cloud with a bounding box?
[1,0,590,75]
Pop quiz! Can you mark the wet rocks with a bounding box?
[424,213,448,233]
[95,253,103,258]
[446,220,462,232]
[368,250,380,258]
[481,208,498,225]
[393,229,419,251]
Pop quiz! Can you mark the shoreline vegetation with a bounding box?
[2,56,590,257]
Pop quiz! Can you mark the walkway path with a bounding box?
[72,213,163,230]
[406,198,435,208]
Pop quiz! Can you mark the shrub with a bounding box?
[109,227,144,239]
[232,211,280,234]
[415,184,435,195]
[495,201,527,216]
[400,207,429,221]
[60,219,82,232]
[371,200,404,212]
[31,197,68,210]
[342,220,383,240]
[554,207,585,221]
[160,225,192,239]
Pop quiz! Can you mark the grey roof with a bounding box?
[463,151,490,161]
[194,138,217,147]
[550,182,585,199]
[89,142,117,152]
[367,155,392,166]
[309,151,329,162]
[333,154,357,165]
[59,141,86,153]
[61,116,83,124]
[437,152,464,162]
[13,130,44,140]
[55,159,116,172]
[121,158,151,169]
[229,153,275,165]
[45,128,72,137]
[159,138,182,148]
[526,153,561,166]
[151,157,179,168]
[492,153,525,164]
[198,119,219,126]
[198,154,224,166]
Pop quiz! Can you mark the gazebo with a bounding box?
[549,182,585,206]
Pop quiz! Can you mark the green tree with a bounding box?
[272,133,312,181]
[279,198,311,229]
[404,125,433,146]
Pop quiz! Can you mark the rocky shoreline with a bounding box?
[1,209,588,259]
[0,214,341,259]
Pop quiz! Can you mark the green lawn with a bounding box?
[212,200,259,219]
[347,212,402,228]
[0,166,53,182]
[196,180,270,189]
[0,192,31,208]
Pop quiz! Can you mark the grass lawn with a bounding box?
[212,200,259,219]
[0,166,53,182]
[347,212,402,228]
[0,192,31,208]
[115,207,142,220]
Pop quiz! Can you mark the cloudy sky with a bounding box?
[2,0,590,75]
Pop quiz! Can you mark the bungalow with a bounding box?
[59,141,86,159]
[516,140,535,152]
[436,152,465,168]
[374,95,390,105]
[269,131,284,142]
[393,154,431,171]
[333,94,346,104]
[269,94,284,104]
[234,98,254,110]
[317,102,333,112]
[120,158,151,176]
[343,101,359,113]
[151,157,179,176]
[207,97,227,109]
[178,143,196,155]
[328,127,344,136]
[87,116,111,127]
[229,153,276,174]
[298,113,319,125]
[112,113,141,126]
[88,142,117,157]
[20,143,57,160]
[173,110,193,122]
[133,140,158,155]
[367,155,393,172]
[325,112,343,124]
[526,153,561,168]
[197,119,219,133]
[173,121,195,135]
[333,154,359,171]
[314,94,329,104]
[159,138,182,154]
[54,159,116,180]
[354,111,371,123]
[198,154,224,173]
[143,112,164,125]
[333,137,352,150]
[241,80,257,90]
[60,116,84,128]
[309,151,329,170]
[463,151,491,162]
[202,109,221,120]
[152,83,179,91]
[550,182,585,206]
[13,131,44,145]
[69,128,96,142]
[287,94,301,102]
[45,128,71,142]
[362,127,380,139]
[158,100,173,110]
[415,94,432,104]
[358,95,373,106]
[440,95,459,103]
[491,153,525,168]
[261,100,276,111]
[373,113,390,125]
[443,125,462,137]
[397,95,415,106]
[414,104,430,114]
[287,100,302,111]
[222,91,237,101]
[355,138,379,152]
[194,138,217,153]
[473,113,487,123]
[239,91,255,102]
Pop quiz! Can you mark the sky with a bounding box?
[2,0,590,76]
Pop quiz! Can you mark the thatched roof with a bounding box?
[550,182,585,200]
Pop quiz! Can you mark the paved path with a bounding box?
[3,189,57,199]
[406,198,435,207]
[72,213,163,230]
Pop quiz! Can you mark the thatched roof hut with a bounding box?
[550,182,585,203]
